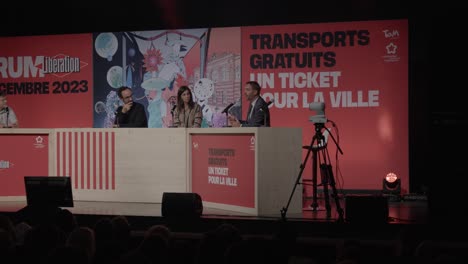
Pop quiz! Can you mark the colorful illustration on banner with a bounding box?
[93,28,242,128]
[105,91,122,127]
[142,72,168,128]
[95,33,118,62]
[193,78,214,127]
[107,66,123,88]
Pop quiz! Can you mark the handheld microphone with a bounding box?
[221,102,234,114]
[171,104,177,114]
[5,106,9,113]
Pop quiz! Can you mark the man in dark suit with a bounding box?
[114,86,148,128]
[229,81,270,127]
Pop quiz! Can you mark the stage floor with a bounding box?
[0,195,428,226]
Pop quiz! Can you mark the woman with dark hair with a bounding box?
[173,86,202,128]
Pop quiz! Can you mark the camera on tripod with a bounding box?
[308,102,327,124]
[281,101,344,222]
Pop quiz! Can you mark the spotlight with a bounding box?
[382,172,401,196]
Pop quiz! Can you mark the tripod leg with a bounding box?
[281,135,317,220]
[310,148,319,210]
[320,164,332,218]
[325,164,345,222]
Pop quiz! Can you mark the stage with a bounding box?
[0,128,429,237]
[0,195,429,237]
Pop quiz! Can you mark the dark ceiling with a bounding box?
[2,0,460,37]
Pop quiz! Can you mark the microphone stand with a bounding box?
[169,105,177,128]
[4,107,11,128]
[114,111,120,128]
[261,100,273,127]
[170,110,176,128]
[222,103,234,127]
[224,111,231,127]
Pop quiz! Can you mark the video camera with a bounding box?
[308,102,327,124]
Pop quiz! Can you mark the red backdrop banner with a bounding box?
[0,34,93,128]
[241,20,409,193]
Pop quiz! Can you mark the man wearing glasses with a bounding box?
[114,86,148,128]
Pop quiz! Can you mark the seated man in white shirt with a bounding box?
[0,91,19,128]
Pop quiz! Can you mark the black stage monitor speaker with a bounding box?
[161,192,203,217]
[24,176,74,207]
[345,194,388,224]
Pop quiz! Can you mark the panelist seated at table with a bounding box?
[0,91,19,128]
[173,85,203,128]
[228,81,270,127]
[114,86,148,128]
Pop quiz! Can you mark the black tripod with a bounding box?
[281,122,344,222]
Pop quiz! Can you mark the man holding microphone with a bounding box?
[228,81,271,127]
